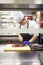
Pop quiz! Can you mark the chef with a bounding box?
[11,11,39,45]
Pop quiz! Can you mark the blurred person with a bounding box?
[11,11,39,45]
[17,11,39,45]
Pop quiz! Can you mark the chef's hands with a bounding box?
[17,33,23,42]
[19,36,23,42]
[23,41,31,45]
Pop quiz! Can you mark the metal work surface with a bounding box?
[0,45,42,65]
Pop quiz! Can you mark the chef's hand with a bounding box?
[23,41,31,45]
[17,33,23,42]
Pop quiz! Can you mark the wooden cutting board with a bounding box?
[4,44,31,52]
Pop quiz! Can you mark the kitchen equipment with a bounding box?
[4,44,31,52]
[24,16,32,20]
[29,44,43,50]
[39,33,43,44]
[0,35,19,44]
[40,21,43,28]
[39,53,43,64]
[40,12,43,28]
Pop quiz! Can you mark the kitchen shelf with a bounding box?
[0,4,43,10]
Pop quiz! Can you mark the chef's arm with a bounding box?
[17,33,23,42]
[29,35,38,42]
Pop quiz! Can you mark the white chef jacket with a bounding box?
[10,11,39,36]
[21,20,39,36]
[21,20,39,29]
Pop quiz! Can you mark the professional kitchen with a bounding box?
[0,3,43,65]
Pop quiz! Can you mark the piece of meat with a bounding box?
[19,44,25,47]
[12,43,25,47]
[12,44,20,47]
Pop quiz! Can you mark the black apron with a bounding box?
[21,33,33,41]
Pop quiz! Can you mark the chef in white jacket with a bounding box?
[11,11,39,44]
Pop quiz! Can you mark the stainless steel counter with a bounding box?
[0,44,42,65]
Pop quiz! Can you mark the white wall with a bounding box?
[0,0,43,4]
[14,0,34,4]
[0,0,34,4]
[0,28,43,35]
[0,0,15,3]
[34,0,42,4]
